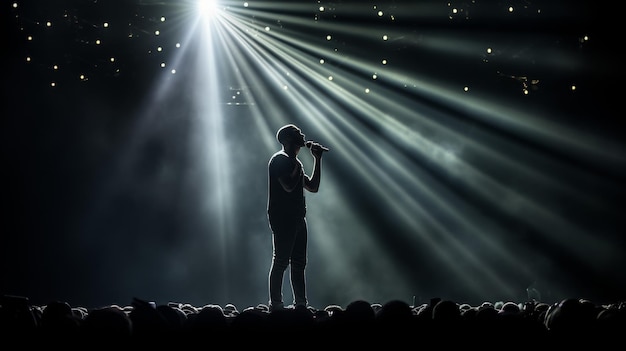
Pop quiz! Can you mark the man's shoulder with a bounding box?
[269,152,293,176]
[269,151,289,162]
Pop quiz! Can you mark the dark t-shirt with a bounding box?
[267,151,306,221]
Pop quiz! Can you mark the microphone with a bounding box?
[305,140,330,152]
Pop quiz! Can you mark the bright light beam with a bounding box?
[207,6,521,300]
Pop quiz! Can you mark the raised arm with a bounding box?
[304,147,323,193]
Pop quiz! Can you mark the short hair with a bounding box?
[276,124,299,145]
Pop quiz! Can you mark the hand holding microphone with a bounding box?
[304,140,330,153]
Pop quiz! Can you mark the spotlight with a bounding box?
[197,0,219,20]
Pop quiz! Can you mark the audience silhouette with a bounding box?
[0,295,626,348]
[2,292,624,346]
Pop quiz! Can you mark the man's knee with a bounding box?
[272,258,290,270]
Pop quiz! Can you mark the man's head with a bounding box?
[276,124,305,147]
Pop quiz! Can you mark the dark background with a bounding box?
[2,1,625,309]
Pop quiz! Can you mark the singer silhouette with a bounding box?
[267,124,324,311]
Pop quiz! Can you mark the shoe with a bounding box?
[293,303,314,313]
[269,302,284,312]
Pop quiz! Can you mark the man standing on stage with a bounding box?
[266,124,325,311]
